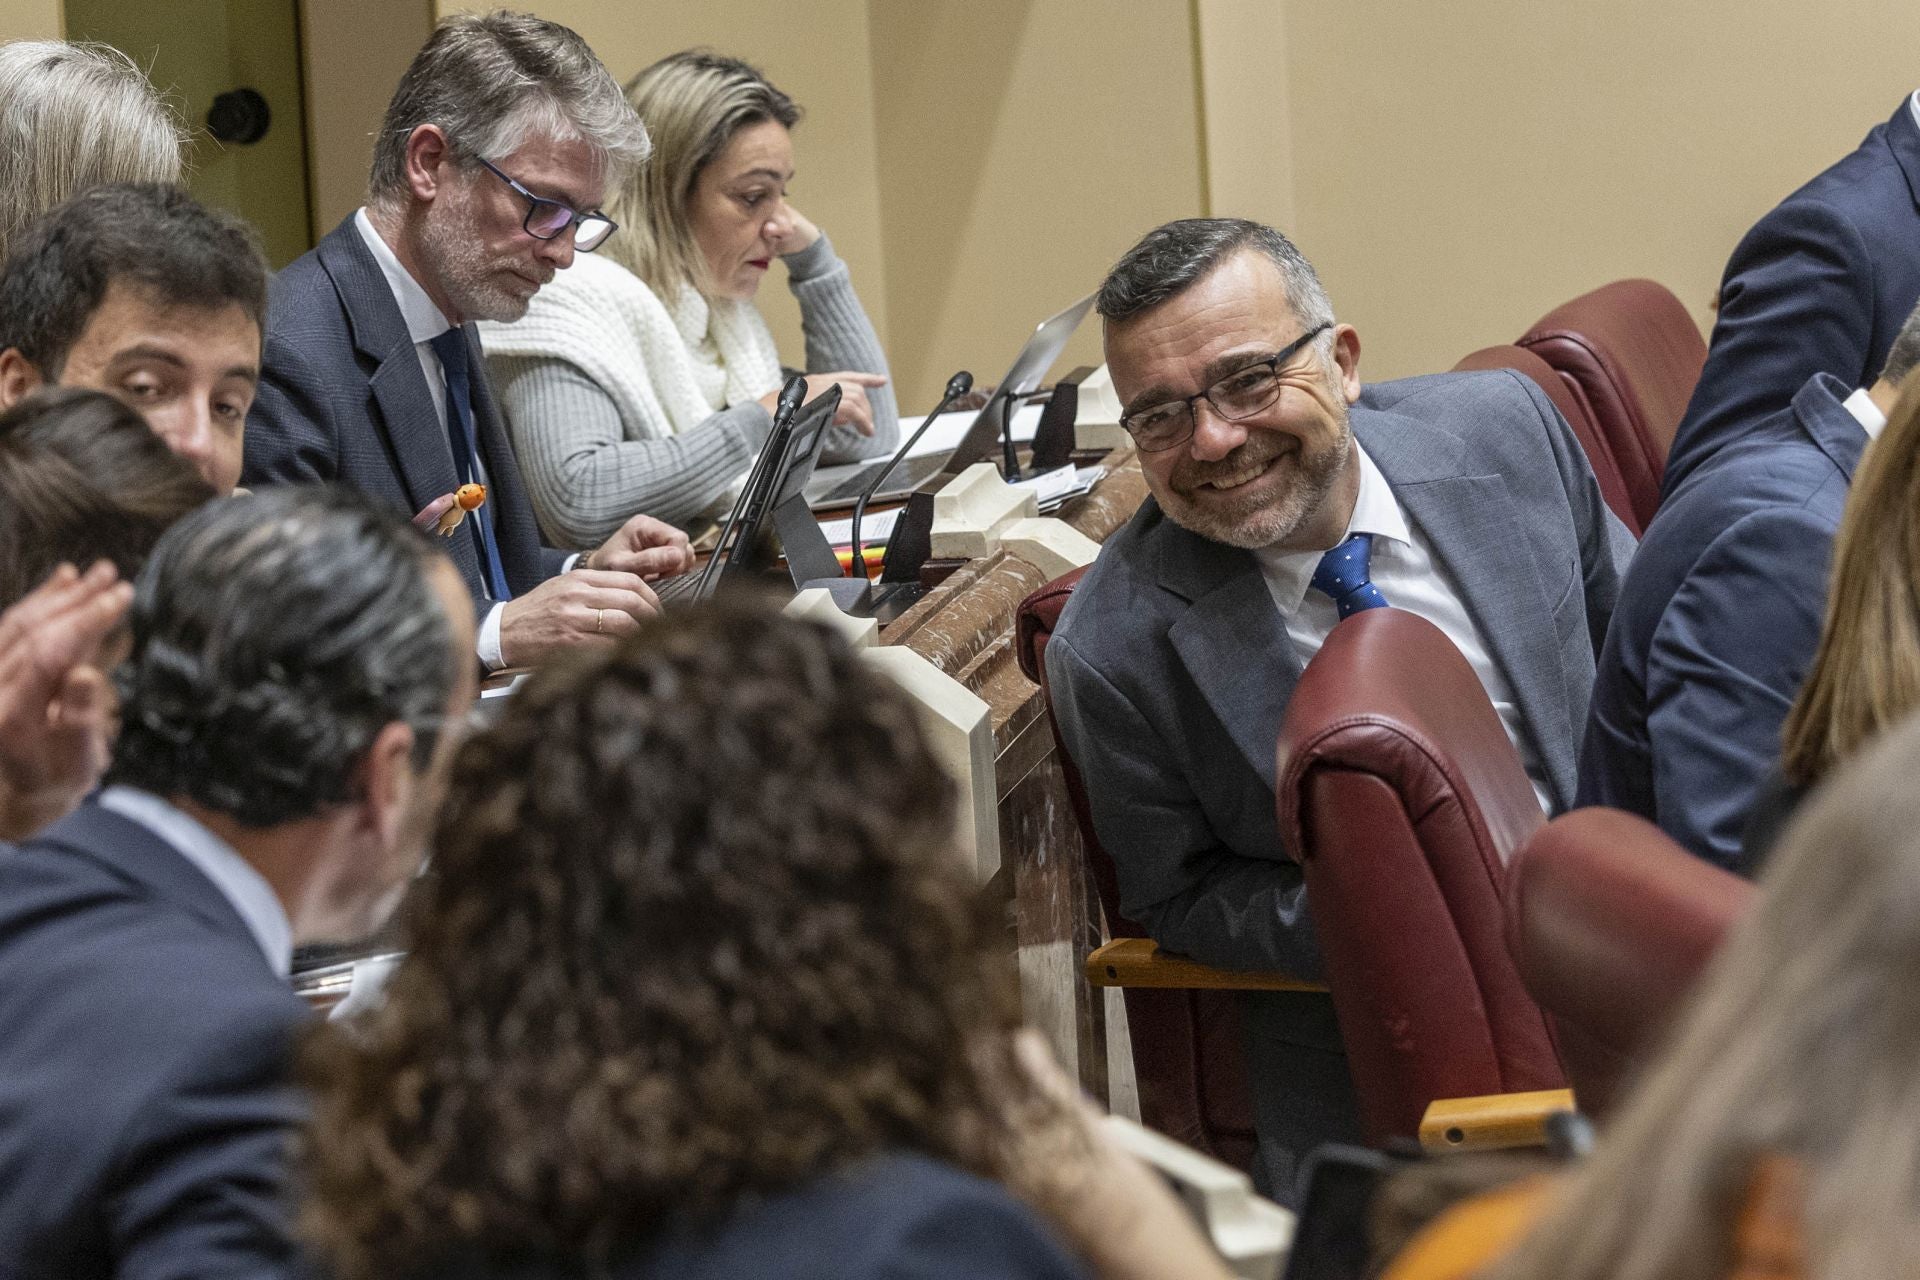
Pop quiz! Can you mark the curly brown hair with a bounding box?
[297,598,1042,1278]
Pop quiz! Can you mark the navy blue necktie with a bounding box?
[1310,532,1391,619]
[428,328,511,601]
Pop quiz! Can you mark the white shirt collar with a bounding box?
[1909,88,1920,133]
[353,207,455,345]
[1253,441,1409,615]
[1842,385,1887,439]
[96,786,293,977]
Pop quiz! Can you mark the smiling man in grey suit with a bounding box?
[1046,219,1633,1200]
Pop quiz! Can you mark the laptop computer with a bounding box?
[655,384,842,603]
[804,291,1096,510]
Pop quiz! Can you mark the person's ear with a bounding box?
[354,720,418,853]
[1331,324,1363,404]
[403,124,455,204]
[0,348,47,410]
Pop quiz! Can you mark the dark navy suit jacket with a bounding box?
[0,802,307,1278]
[242,215,569,611]
[425,1153,1088,1280]
[1664,97,1920,494]
[1580,373,1866,871]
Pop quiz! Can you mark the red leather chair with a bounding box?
[1506,807,1755,1117]
[1515,279,1707,533]
[1276,609,1565,1146]
[1453,344,1636,534]
[1016,567,1263,1171]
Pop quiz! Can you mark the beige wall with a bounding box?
[0,0,59,41]
[868,1,1201,406]
[302,0,434,235]
[20,1,1919,398]
[1225,0,1920,381]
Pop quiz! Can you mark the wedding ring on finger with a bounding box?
[595,608,605,634]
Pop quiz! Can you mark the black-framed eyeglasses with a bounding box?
[1120,322,1333,453]
[476,156,618,253]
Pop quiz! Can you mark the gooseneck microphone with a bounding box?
[847,370,973,578]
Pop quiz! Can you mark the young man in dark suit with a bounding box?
[243,12,691,672]
[1046,218,1632,1201]
[0,487,476,1277]
[1582,300,1920,872]
[1664,93,1920,495]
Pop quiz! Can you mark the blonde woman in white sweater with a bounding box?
[482,51,896,544]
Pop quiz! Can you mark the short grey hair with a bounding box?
[1882,296,1920,390]
[1097,218,1335,338]
[367,10,650,207]
[0,41,185,264]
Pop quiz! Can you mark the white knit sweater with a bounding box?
[480,236,897,545]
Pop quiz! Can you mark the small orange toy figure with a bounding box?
[435,483,487,536]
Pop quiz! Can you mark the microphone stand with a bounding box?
[849,369,974,578]
[804,370,973,616]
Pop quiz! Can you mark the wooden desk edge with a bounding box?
[1418,1089,1579,1152]
[1084,937,1326,992]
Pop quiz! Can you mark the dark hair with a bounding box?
[1097,216,1335,329]
[298,599,1046,1278]
[1883,296,1920,389]
[0,386,213,608]
[366,9,648,206]
[0,182,266,379]
[105,485,457,828]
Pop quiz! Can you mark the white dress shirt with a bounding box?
[97,786,292,977]
[1253,442,1554,813]
[1842,385,1887,439]
[352,209,512,668]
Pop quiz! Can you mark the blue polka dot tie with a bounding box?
[1310,532,1392,619]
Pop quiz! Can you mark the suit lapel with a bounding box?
[1158,521,1303,789]
[1359,412,1575,806]
[316,221,479,586]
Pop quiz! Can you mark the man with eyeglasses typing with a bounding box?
[244,13,693,671]
[1044,218,1634,1204]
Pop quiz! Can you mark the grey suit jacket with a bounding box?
[1046,369,1633,978]
[242,215,569,613]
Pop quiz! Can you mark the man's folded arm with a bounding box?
[1045,632,1323,979]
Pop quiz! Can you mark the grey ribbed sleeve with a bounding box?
[493,235,898,548]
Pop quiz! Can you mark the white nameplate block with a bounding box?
[997,517,1101,582]
[1103,1116,1296,1280]
[930,463,1039,560]
[860,646,1000,882]
[784,587,879,649]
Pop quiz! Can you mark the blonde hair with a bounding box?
[1488,708,1920,1280]
[1777,374,1920,787]
[0,41,184,263]
[603,50,798,299]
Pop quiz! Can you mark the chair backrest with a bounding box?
[1505,807,1755,1117]
[1017,567,1259,1171]
[1276,609,1564,1146]
[1453,344,1637,533]
[1516,278,1707,532]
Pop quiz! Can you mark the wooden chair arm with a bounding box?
[1418,1089,1578,1152]
[1085,937,1327,992]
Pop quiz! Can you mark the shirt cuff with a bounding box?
[562,553,583,572]
[477,602,507,671]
